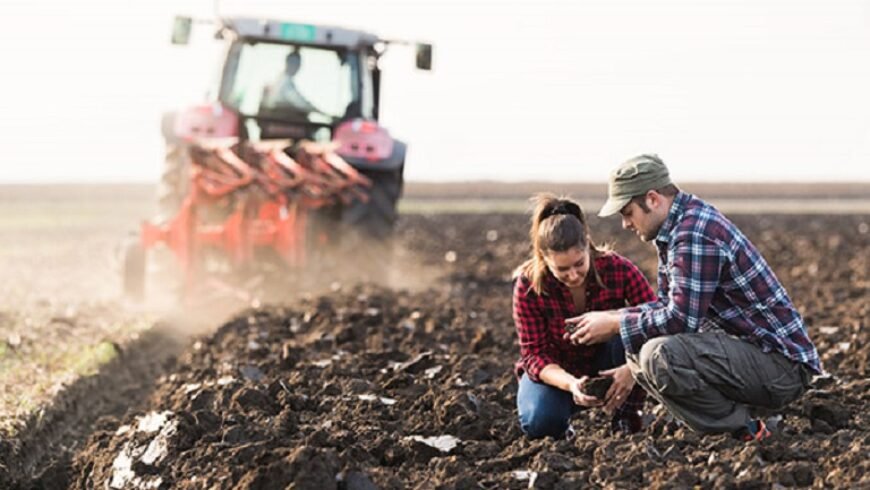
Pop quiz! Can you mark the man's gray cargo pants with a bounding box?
[626,331,812,433]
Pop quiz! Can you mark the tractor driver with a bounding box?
[261,49,327,121]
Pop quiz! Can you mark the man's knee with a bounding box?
[518,404,569,439]
[637,336,682,390]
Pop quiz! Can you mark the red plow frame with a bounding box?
[137,139,371,299]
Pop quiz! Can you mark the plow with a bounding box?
[126,124,380,300]
[124,15,432,301]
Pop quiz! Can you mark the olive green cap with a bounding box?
[598,154,673,217]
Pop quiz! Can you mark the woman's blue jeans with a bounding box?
[517,335,627,439]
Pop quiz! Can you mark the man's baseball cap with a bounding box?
[598,154,673,217]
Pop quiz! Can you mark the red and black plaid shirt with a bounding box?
[513,252,656,417]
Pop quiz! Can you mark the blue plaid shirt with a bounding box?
[619,192,822,374]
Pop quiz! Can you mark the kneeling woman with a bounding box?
[513,194,655,438]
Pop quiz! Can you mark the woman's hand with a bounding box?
[563,311,620,345]
[599,365,635,413]
[569,376,604,407]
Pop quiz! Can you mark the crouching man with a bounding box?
[567,154,821,440]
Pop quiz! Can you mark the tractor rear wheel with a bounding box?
[338,167,403,282]
[156,143,190,223]
[123,237,146,300]
[157,112,190,223]
[342,167,404,239]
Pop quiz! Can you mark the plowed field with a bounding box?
[53,212,870,489]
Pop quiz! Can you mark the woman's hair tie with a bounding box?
[543,201,581,220]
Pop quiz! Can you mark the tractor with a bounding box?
[124,15,432,301]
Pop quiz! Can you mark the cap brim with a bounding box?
[598,195,631,217]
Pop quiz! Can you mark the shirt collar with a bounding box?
[655,191,690,244]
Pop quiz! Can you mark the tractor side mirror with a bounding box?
[171,16,193,45]
[415,43,433,71]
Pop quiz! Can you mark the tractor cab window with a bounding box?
[222,42,368,125]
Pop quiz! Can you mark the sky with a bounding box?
[1,0,869,183]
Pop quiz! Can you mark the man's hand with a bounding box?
[569,376,604,408]
[564,311,620,345]
[599,365,635,414]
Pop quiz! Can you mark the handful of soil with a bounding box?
[582,376,613,399]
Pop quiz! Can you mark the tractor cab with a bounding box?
[224,41,370,141]
[217,19,380,142]
[173,16,431,142]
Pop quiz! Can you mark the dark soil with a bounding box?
[53,213,870,488]
[0,325,189,489]
[582,377,614,400]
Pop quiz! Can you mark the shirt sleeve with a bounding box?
[619,233,726,354]
[513,277,559,382]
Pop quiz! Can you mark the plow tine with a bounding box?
[268,149,309,189]
[214,147,255,181]
[321,151,371,188]
[189,142,258,197]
